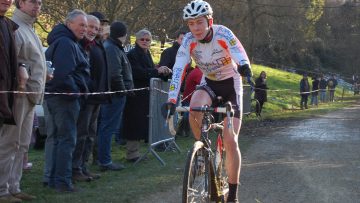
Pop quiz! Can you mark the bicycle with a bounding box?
[167,101,234,203]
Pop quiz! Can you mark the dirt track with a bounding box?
[240,102,360,203]
[141,101,360,203]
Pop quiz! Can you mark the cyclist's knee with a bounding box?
[190,90,212,106]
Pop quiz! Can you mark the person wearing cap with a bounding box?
[89,11,110,40]
[96,21,134,171]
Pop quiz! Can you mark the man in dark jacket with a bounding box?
[159,31,185,71]
[43,9,90,193]
[0,1,21,202]
[72,14,106,182]
[0,0,17,129]
[97,21,134,171]
[300,73,310,109]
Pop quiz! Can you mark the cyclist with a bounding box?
[165,0,252,202]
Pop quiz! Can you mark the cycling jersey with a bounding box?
[168,24,250,104]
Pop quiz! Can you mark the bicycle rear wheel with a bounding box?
[182,141,211,203]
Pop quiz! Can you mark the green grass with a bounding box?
[22,41,359,202]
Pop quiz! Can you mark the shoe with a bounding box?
[82,170,101,179]
[55,185,80,193]
[11,192,36,201]
[72,173,92,182]
[0,194,22,203]
[99,163,125,171]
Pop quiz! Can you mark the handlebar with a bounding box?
[166,102,234,136]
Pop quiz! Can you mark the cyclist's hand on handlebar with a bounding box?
[161,102,176,119]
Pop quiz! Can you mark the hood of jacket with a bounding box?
[47,23,77,45]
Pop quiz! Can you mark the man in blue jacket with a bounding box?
[43,9,90,193]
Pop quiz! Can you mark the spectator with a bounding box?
[0,0,20,202]
[319,74,327,102]
[159,31,186,71]
[44,9,90,192]
[310,75,319,106]
[123,29,171,162]
[254,71,268,116]
[300,73,310,109]
[159,28,168,49]
[89,11,110,41]
[327,74,337,102]
[97,21,133,171]
[0,0,47,201]
[88,11,110,165]
[0,0,17,129]
[72,14,105,182]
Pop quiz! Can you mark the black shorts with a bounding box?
[196,76,243,118]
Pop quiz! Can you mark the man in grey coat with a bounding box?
[0,0,46,201]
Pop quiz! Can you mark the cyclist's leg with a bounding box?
[223,117,241,184]
[189,90,212,140]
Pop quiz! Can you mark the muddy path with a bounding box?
[240,102,360,203]
[140,101,360,203]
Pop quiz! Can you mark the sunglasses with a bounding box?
[139,38,151,42]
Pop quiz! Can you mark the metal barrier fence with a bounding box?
[243,85,252,114]
[135,78,180,166]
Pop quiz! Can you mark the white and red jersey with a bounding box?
[168,24,250,104]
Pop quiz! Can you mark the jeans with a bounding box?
[328,90,335,102]
[97,95,126,166]
[319,90,326,102]
[300,94,309,109]
[72,104,100,173]
[310,94,318,106]
[46,96,80,189]
[43,100,55,183]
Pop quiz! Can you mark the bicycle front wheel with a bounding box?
[182,141,211,203]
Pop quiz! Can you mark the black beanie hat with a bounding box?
[89,11,109,23]
[110,21,127,39]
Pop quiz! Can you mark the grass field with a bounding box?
[22,56,358,202]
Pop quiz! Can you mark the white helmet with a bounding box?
[183,0,213,20]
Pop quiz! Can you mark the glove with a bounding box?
[161,102,176,119]
[238,64,253,77]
